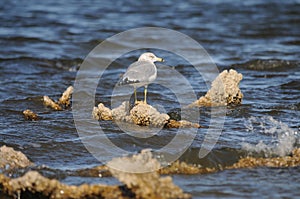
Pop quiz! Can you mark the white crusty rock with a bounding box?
[190,69,243,107]
[93,101,170,128]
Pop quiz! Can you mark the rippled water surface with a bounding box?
[1,0,300,198]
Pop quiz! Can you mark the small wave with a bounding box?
[4,36,60,44]
[281,40,300,46]
[0,56,83,71]
[231,59,299,70]
[281,80,300,90]
[242,116,299,157]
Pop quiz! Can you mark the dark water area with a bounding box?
[1,0,300,198]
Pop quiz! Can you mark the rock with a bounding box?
[159,161,215,175]
[58,86,73,108]
[23,109,39,121]
[227,148,300,169]
[111,101,132,122]
[190,69,243,107]
[165,119,204,128]
[167,109,181,121]
[0,171,126,199]
[0,150,191,199]
[43,96,62,111]
[43,86,74,111]
[92,103,113,120]
[107,149,191,199]
[111,101,171,127]
[129,102,170,127]
[0,145,33,170]
[78,159,216,178]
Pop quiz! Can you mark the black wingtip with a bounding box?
[118,77,140,86]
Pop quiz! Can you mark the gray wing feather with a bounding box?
[120,61,156,85]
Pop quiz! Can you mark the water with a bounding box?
[1,0,300,198]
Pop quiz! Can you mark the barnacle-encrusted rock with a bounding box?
[165,119,204,128]
[92,103,113,120]
[227,148,300,169]
[111,101,132,122]
[58,86,73,107]
[129,102,170,127]
[0,145,33,170]
[93,101,170,128]
[23,109,39,121]
[43,96,62,110]
[190,69,243,107]
[93,102,201,128]
[43,86,73,111]
[0,171,125,199]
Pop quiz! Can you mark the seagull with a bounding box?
[118,52,164,104]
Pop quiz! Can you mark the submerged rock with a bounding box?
[89,148,300,177]
[165,119,204,128]
[227,148,300,169]
[0,145,33,170]
[190,69,243,107]
[159,161,216,175]
[231,59,299,70]
[23,109,39,121]
[77,159,216,178]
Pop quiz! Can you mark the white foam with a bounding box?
[242,116,299,157]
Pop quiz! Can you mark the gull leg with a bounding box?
[134,87,137,104]
[144,85,148,104]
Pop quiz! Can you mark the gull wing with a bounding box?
[119,61,156,85]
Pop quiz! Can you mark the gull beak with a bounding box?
[156,57,164,62]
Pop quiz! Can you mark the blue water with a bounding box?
[1,0,300,198]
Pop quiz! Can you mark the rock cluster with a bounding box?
[2,145,300,199]
[43,86,73,110]
[93,69,243,127]
[93,101,200,128]
[107,149,191,199]
[0,148,190,199]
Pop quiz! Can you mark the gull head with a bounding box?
[138,52,164,63]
